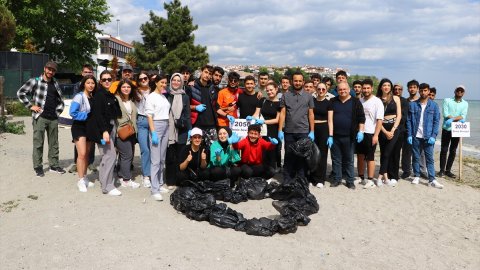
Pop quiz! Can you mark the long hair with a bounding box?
[79,75,97,97]
[377,78,393,103]
[115,78,140,102]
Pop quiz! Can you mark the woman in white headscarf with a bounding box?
[164,73,191,189]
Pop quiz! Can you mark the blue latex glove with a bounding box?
[269,137,278,145]
[459,119,465,123]
[308,131,314,141]
[326,136,333,149]
[195,104,206,112]
[255,118,265,125]
[245,115,253,121]
[407,136,413,145]
[187,129,191,140]
[151,131,159,145]
[227,115,235,123]
[100,139,106,145]
[444,118,454,127]
[214,149,222,157]
[356,131,364,143]
[428,137,435,145]
[278,131,284,141]
[227,132,240,144]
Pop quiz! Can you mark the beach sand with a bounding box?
[1,117,479,270]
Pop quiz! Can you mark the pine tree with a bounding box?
[133,0,209,74]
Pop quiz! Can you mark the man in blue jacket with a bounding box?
[406,83,443,188]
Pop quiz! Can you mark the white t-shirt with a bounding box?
[416,103,427,138]
[136,89,150,116]
[360,96,384,134]
[145,92,170,120]
[123,100,132,119]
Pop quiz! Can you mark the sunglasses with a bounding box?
[101,78,113,82]
[139,77,148,81]
[229,79,239,83]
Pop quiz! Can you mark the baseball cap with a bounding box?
[455,85,466,91]
[190,127,203,137]
[123,64,133,71]
[45,61,58,71]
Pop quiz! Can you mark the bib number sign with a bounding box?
[451,122,470,138]
[230,119,268,137]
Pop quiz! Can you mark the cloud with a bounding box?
[104,0,480,99]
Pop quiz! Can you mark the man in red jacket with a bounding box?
[231,124,278,180]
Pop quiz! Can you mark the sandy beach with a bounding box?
[1,116,479,270]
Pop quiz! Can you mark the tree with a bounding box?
[0,4,15,51]
[133,0,209,74]
[4,0,111,70]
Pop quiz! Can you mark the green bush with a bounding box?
[0,116,25,134]
[5,100,31,116]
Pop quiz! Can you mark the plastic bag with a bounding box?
[236,177,268,200]
[288,137,321,170]
[244,217,278,237]
[208,203,246,231]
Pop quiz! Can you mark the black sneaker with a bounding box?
[436,171,445,177]
[445,171,456,178]
[401,172,411,179]
[346,182,356,190]
[330,181,341,187]
[35,167,44,177]
[49,166,66,174]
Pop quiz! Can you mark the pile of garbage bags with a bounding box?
[170,176,319,236]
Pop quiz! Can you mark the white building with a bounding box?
[92,34,133,75]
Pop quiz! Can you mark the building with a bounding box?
[92,34,133,75]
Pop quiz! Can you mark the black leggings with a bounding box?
[379,123,400,175]
[209,166,242,187]
[311,123,329,184]
[165,143,186,186]
[240,164,275,180]
[176,168,210,186]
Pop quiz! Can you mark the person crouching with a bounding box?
[230,124,278,181]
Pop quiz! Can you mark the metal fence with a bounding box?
[0,51,49,98]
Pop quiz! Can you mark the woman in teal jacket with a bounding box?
[209,127,242,187]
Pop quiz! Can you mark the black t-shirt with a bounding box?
[179,145,208,172]
[313,98,330,121]
[41,81,59,120]
[238,92,259,118]
[257,98,280,137]
[328,98,353,136]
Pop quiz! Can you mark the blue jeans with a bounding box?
[412,137,435,181]
[282,133,308,184]
[331,135,355,184]
[137,115,150,177]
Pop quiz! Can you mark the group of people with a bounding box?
[17,61,468,201]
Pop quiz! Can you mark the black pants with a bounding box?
[389,130,404,180]
[283,133,308,184]
[165,143,186,186]
[262,136,281,169]
[240,164,275,180]
[177,168,210,186]
[379,123,400,175]
[209,166,242,187]
[311,123,329,184]
[439,129,460,173]
[401,131,412,174]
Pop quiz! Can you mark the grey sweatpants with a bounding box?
[97,127,117,193]
[116,136,135,180]
[150,120,169,195]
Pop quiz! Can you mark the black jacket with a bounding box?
[86,87,122,143]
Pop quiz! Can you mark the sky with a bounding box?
[101,0,480,100]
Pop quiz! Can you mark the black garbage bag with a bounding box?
[236,177,268,200]
[192,179,233,202]
[170,186,216,221]
[208,203,247,230]
[230,179,249,204]
[244,217,279,237]
[269,176,310,201]
[288,137,320,171]
[272,200,311,225]
[276,216,298,234]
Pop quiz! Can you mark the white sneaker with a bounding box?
[77,179,87,192]
[411,177,420,185]
[159,186,169,193]
[143,176,151,188]
[429,180,444,189]
[376,179,383,187]
[267,179,274,184]
[363,180,376,189]
[359,179,368,185]
[167,185,176,190]
[315,183,324,189]
[86,181,95,188]
[122,180,140,189]
[388,179,397,187]
[151,193,163,201]
[107,188,122,196]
